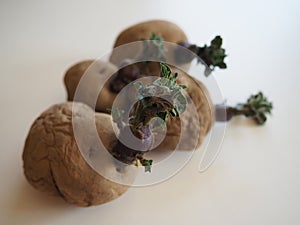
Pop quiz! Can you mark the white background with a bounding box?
[1,0,300,224]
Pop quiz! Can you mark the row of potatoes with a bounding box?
[22,20,214,207]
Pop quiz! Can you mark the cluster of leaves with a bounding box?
[132,63,187,130]
[216,92,273,125]
[235,91,273,125]
[130,63,187,172]
[111,63,187,172]
[198,36,227,70]
[177,36,227,76]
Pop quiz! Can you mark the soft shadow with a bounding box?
[229,116,258,127]
[4,179,79,225]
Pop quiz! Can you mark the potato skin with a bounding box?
[23,102,131,207]
[64,60,118,113]
[113,20,188,47]
[64,60,93,102]
[177,67,214,137]
[152,67,214,151]
[110,20,189,71]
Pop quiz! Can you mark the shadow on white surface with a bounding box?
[229,116,259,127]
[4,179,77,225]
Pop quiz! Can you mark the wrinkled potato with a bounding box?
[23,102,135,207]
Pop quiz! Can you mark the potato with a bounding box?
[23,102,136,207]
[64,60,118,113]
[110,20,189,71]
[64,61,214,150]
[113,20,188,48]
[64,60,93,102]
[149,66,214,151]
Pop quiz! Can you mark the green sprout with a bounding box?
[111,63,188,172]
[216,92,273,125]
[177,36,227,76]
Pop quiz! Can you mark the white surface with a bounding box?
[1,0,300,224]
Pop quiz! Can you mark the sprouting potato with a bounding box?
[64,61,214,150]
[113,20,188,47]
[110,20,189,70]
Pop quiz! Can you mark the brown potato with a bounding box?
[64,60,214,150]
[113,20,188,48]
[64,60,93,102]
[110,20,189,71]
[150,66,214,151]
[23,102,135,207]
[64,60,118,113]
